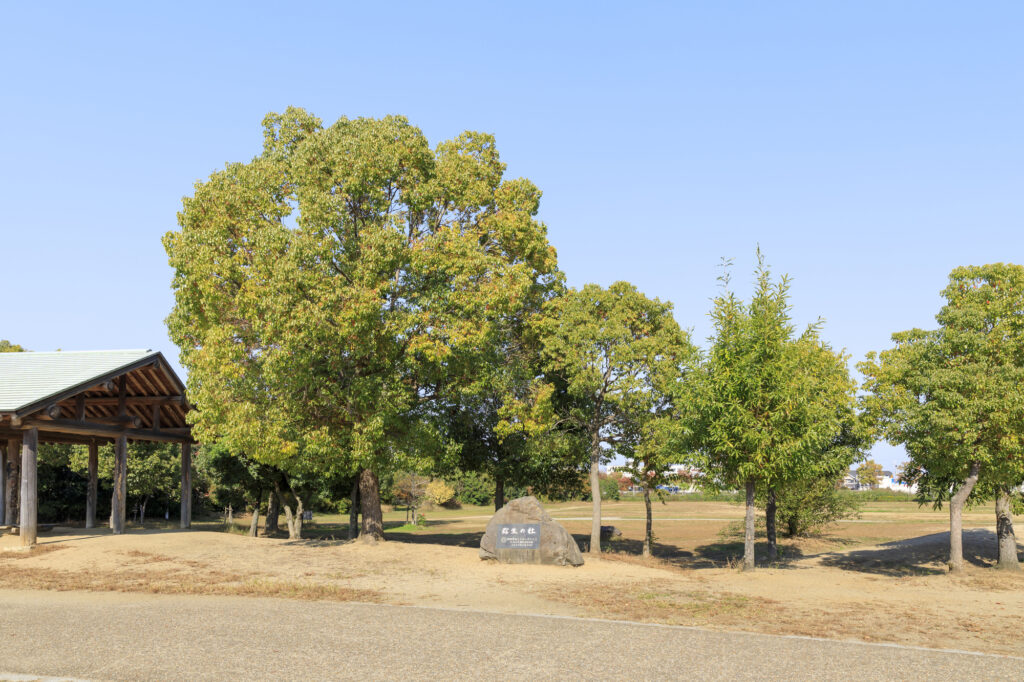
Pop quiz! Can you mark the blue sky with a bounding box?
[2,2,1021,470]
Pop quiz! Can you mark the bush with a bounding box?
[775,478,861,537]
[456,472,493,506]
[840,488,916,503]
[599,477,620,501]
[425,479,455,506]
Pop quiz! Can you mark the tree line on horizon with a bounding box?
[148,108,1024,573]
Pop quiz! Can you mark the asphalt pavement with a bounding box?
[0,590,1018,681]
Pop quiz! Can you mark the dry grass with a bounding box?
[547,581,775,628]
[0,546,381,603]
[1,498,1021,657]
[0,544,64,559]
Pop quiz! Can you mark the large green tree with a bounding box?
[861,263,1024,572]
[688,256,857,569]
[532,281,695,553]
[165,108,559,540]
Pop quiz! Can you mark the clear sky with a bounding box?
[2,2,1021,471]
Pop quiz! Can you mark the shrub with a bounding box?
[775,478,861,537]
[599,477,620,501]
[456,472,493,506]
[425,479,455,506]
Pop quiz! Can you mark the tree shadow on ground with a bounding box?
[686,540,807,569]
[295,520,485,548]
[816,529,1019,576]
[384,530,485,548]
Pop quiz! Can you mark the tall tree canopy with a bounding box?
[165,108,559,540]
[532,281,696,553]
[688,256,857,568]
[861,263,1024,572]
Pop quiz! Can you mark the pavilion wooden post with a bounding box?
[0,441,6,525]
[110,435,127,534]
[19,428,38,547]
[85,441,98,529]
[5,437,20,526]
[180,441,192,529]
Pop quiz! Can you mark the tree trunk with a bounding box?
[495,476,505,512]
[642,485,653,558]
[281,502,296,538]
[766,488,778,562]
[263,490,280,536]
[359,468,384,542]
[248,490,262,537]
[348,478,359,540]
[281,500,303,539]
[743,480,756,570]
[139,496,148,527]
[949,461,981,573]
[226,505,233,525]
[995,489,1020,571]
[589,446,602,554]
[6,438,20,526]
[276,481,303,540]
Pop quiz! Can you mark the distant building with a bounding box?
[843,469,916,493]
[608,462,701,494]
[876,471,916,494]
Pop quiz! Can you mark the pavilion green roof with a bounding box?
[0,349,162,414]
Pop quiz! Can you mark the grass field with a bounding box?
[215,496,1018,571]
[2,496,1022,656]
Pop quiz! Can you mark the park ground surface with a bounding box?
[0,499,1022,660]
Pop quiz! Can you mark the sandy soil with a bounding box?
[1,513,1023,657]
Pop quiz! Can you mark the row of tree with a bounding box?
[163,108,1023,572]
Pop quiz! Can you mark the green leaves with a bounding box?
[688,254,858,490]
[535,281,697,466]
[165,108,560,486]
[860,263,1024,502]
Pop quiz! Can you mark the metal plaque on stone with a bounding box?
[496,523,541,550]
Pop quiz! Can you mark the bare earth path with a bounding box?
[0,589,1019,681]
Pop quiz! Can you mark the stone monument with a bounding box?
[479,496,584,566]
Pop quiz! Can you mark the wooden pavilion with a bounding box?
[0,350,193,546]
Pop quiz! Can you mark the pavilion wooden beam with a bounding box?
[66,415,143,428]
[86,441,98,529]
[0,428,109,446]
[68,396,186,407]
[117,376,127,418]
[19,419,192,444]
[20,428,38,546]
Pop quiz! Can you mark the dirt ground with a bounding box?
[1,499,1022,657]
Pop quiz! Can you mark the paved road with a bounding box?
[0,590,1018,681]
